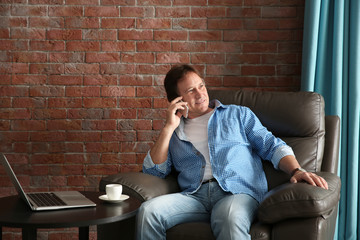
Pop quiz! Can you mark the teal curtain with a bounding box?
[301,0,360,239]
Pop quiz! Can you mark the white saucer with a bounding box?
[99,194,129,203]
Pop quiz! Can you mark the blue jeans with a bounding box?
[136,181,259,240]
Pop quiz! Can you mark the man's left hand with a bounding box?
[290,171,329,190]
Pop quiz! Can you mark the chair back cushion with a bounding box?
[208,90,325,187]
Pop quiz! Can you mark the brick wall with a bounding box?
[0,0,304,238]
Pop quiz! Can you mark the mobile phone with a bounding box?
[179,104,189,118]
[176,102,189,118]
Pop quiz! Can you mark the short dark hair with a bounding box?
[164,64,201,102]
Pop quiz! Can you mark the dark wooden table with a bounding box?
[0,191,141,240]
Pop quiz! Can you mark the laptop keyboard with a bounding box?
[28,192,67,207]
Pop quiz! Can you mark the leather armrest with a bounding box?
[258,172,341,223]
[99,172,180,202]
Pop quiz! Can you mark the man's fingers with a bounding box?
[291,172,328,190]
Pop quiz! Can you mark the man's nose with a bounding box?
[194,89,201,98]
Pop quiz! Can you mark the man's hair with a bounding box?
[164,64,201,102]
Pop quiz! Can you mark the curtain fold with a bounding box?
[301,1,360,240]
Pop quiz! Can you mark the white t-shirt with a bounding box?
[184,109,215,182]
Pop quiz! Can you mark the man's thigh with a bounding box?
[211,194,259,235]
[139,193,210,229]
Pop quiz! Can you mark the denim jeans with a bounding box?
[136,181,259,240]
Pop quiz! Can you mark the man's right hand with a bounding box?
[165,96,188,131]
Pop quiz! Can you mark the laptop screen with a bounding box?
[0,153,34,207]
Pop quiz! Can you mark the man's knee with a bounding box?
[138,198,163,221]
[211,194,258,239]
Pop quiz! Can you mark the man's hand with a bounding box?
[290,171,329,190]
[279,155,329,190]
[165,96,188,130]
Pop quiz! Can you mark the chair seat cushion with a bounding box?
[167,222,215,240]
[258,172,341,223]
[167,221,271,240]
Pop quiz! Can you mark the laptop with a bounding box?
[0,153,96,211]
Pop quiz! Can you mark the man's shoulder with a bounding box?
[213,100,249,112]
[213,102,257,121]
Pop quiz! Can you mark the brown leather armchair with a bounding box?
[98,90,341,240]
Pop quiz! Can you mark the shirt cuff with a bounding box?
[143,150,168,173]
[272,145,295,169]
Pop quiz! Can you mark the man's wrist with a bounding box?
[291,167,307,176]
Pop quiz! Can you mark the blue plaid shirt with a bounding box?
[143,100,294,202]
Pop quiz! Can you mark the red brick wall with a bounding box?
[0,0,304,238]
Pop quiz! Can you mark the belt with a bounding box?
[202,178,216,184]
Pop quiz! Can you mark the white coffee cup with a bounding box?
[106,184,123,200]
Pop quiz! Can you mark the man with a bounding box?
[136,65,328,240]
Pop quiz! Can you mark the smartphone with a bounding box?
[177,102,189,118]
[180,104,189,118]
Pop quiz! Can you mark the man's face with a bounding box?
[177,72,211,119]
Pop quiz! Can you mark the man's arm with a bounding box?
[150,125,175,164]
[149,96,187,164]
[278,155,328,189]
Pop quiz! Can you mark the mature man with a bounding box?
[136,65,328,240]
